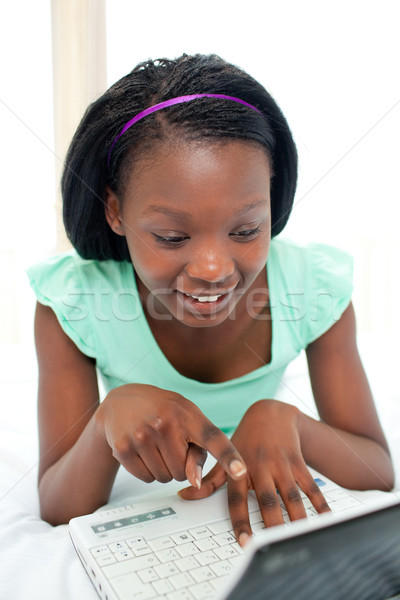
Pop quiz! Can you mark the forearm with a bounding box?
[39,414,120,525]
[298,412,394,491]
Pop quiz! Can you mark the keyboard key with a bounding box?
[191,566,215,583]
[330,497,362,512]
[193,538,218,552]
[91,545,111,558]
[154,561,181,578]
[111,572,156,600]
[132,545,153,557]
[103,554,161,578]
[213,532,235,546]
[207,520,231,535]
[249,511,263,525]
[229,556,243,568]
[188,526,213,540]
[156,547,181,563]
[210,575,229,591]
[189,581,215,599]
[166,589,194,600]
[148,536,175,552]
[196,551,219,566]
[96,553,117,567]
[171,531,195,545]
[230,542,244,554]
[169,572,196,590]
[213,545,238,560]
[174,556,201,573]
[314,477,327,487]
[126,536,146,546]
[175,542,199,557]
[137,567,159,583]
[116,548,134,561]
[210,560,234,577]
[325,489,351,501]
[153,578,175,595]
[252,521,266,535]
[127,538,152,556]
[109,541,129,553]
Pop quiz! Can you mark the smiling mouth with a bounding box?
[183,293,223,303]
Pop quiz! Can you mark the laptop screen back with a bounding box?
[226,503,400,600]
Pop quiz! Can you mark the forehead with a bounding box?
[122,140,271,216]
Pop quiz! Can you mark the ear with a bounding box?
[104,187,125,236]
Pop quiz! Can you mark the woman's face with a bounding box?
[106,140,272,328]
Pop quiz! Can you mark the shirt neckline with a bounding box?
[124,250,276,388]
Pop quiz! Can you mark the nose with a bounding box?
[184,242,235,284]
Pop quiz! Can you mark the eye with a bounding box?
[230,226,262,241]
[152,233,190,247]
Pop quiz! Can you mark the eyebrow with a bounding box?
[144,199,267,221]
[237,199,267,216]
[144,205,192,221]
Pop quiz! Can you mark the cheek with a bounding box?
[127,239,180,287]
[238,235,270,274]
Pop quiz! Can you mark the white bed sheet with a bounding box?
[0,334,399,600]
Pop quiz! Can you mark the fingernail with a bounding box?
[195,465,202,490]
[230,459,247,478]
[238,532,250,547]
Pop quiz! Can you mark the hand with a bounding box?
[94,384,247,490]
[179,399,331,546]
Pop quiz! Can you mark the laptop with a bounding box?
[69,469,400,600]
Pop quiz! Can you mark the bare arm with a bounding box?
[302,302,394,490]
[35,302,120,525]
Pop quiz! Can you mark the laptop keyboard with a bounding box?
[89,484,363,600]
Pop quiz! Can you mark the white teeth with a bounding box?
[185,294,222,302]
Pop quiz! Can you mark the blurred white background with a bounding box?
[0,0,399,363]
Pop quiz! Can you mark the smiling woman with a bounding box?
[24,55,394,542]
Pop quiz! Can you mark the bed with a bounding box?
[1,333,399,600]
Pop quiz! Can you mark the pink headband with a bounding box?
[107,94,262,167]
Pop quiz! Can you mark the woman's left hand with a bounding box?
[179,399,331,546]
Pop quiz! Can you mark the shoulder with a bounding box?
[269,237,354,347]
[269,237,353,292]
[27,251,133,359]
[269,237,353,272]
[27,250,131,293]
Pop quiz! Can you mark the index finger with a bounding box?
[226,476,252,548]
[190,419,247,481]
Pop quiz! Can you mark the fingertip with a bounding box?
[177,486,192,499]
[238,532,251,548]
[177,488,185,498]
[177,486,203,501]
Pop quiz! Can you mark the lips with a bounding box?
[183,292,223,303]
[175,287,237,316]
[180,287,236,300]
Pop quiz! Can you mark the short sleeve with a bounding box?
[27,251,98,359]
[305,243,354,345]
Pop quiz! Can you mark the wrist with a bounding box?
[296,411,320,464]
[92,402,118,463]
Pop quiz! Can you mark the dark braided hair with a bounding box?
[62,54,298,261]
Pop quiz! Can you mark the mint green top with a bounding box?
[27,238,353,433]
